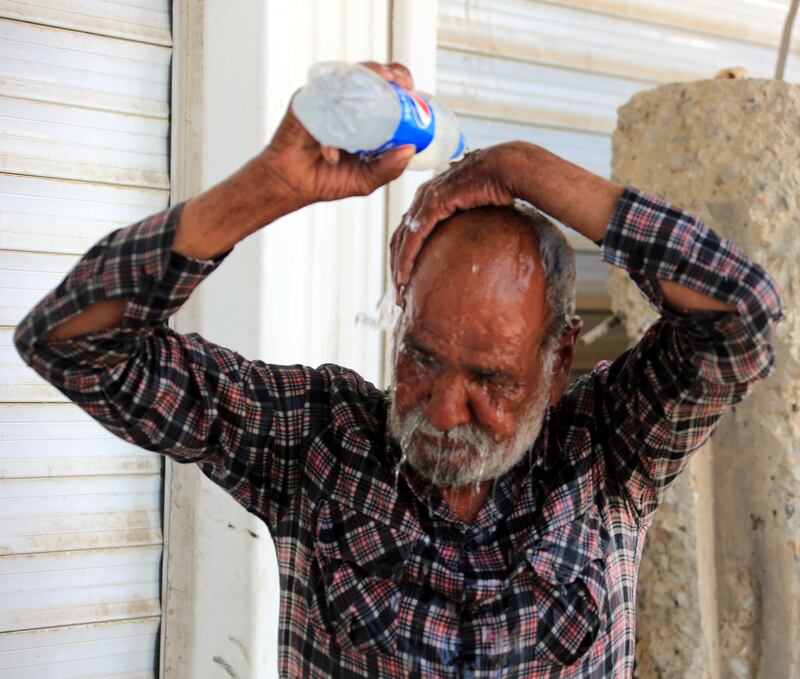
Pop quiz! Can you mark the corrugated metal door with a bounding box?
[437,0,800,373]
[0,2,171,677]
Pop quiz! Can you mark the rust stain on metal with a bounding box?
[212,655,240,679]
[228,635,250,665]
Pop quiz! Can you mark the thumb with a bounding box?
[360,145,416,190]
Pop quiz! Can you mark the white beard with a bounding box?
[388,354,554,488]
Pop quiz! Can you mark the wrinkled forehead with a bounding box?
[420,206,542,260]
[408,207,546,304]
[400,207,549,351]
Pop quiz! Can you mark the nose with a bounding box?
[423,371,472,431]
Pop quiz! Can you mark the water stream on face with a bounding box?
[394,449,408,485]
[475,444,487,496]
[432,437,444,488]
[389,350,553,510]
[377,287,401,332]
[392,406,424,488]
[391,404,505,501]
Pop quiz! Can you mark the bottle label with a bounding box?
[358,84,435,157]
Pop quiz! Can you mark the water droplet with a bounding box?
[394,449,407,484]
[405,215,421,233]
[375,287,401,330]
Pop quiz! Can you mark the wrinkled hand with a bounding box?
[260,62,417,210]
[390,142,533,300]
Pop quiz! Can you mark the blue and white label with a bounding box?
[358,84,435,157]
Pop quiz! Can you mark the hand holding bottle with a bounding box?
[260,61,419,210]
[175,63,417,261]
[292,61,465,171]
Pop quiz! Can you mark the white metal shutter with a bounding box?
[0,2,171,677]
[437,0,800,372]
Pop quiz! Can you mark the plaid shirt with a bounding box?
[15,188,780,678]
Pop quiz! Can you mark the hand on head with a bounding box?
[390,143,533,304]
[263,63,537,308]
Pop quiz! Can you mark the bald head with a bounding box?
[405,205,576,351]
[416,206,544,293]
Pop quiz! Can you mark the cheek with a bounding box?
[493,413,519,439]
[393,362,430,414]
[467,389,522,439]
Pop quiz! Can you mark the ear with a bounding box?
[549,317,583,406]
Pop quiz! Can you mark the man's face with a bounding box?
[388,209,556,488]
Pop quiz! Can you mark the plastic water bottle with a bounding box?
[292,61,466,171]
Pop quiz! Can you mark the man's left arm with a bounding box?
[392,142,782,517]
[394,141,748,313]
[589,186,781,517]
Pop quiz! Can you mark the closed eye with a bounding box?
[402,343,441,369]
[474,369,520,390]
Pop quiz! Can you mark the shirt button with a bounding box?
[463,539,477,552]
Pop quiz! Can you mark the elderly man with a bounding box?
[15,64,780,677]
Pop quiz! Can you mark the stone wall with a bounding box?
[611,79,800,679]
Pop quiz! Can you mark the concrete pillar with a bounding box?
[610,79,800,679]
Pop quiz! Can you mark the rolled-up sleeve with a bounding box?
[594,187,782,520]
[14,204,229,398]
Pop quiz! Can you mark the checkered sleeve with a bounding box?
[13,206,323,524]
[595,187,782,520]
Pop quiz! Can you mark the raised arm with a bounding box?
[392,142,782,519]
[15,63,416,529]
[47,62,417,341]
[391,142,734,312]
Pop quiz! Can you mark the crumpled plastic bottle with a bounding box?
[292,61,466,171]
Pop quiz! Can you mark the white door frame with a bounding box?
[163,1,440,677]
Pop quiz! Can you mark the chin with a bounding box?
[406,436,493,487]
[387,387,551,488]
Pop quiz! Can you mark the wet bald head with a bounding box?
[404,205,576,352]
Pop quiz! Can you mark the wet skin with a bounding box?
[393,207,579,522]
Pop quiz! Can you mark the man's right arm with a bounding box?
[43,152,295,341]
[14,63,416,528]
[13,201,287,520]
[48,63,417,341]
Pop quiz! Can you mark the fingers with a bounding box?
[362,145,416,188]
[391,150,518,289]
[320,145,340,165]
[360,60,414,91]
[389,219,408,303]
[336,145,415,199]
[390,187,422,291]
[387,62,414,90]
[392,180,453,289]
[396,215,437,288]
